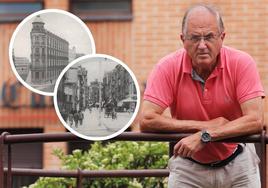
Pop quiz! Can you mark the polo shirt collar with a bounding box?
[191,69,205,84]
[182,49,192,74]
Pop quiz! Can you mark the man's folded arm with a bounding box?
[140,100,228,133]
[207,96,264,141]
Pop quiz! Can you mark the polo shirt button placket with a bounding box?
[203,88,208,97]
[203,87,212,104]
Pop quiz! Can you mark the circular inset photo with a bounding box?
[9,9,95,96]
[54,54,140,140]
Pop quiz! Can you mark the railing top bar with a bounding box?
[1,132,265,144]
[3,132,80,144]
[4,168,169,178]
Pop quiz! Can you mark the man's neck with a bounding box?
[194,69,212,80]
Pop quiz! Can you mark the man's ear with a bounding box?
[180,33,185,43]
[220,32,226,40]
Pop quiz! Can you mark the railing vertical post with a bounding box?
[0,132,9,188]
[0,133,5,188]
[7,143,12,188]
[76,168,83,188]
[169,142,176,158]
[261,128,266,188]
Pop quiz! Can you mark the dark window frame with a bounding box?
[70,0,133,22]
[0,128,43,187]
[0,0,44,23]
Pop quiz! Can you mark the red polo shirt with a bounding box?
[144,46,265,163]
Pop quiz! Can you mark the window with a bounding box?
[42,36,45,44]
[0,0,43,23]
[0,128,43,187]
[70,0,132,21]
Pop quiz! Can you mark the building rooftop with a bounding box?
[33,15,44,23]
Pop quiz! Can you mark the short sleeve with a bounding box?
[236,54,265,103]
[144,63,174,109]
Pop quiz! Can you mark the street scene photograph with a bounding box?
[55,55,139,139]
[10,9,95,95]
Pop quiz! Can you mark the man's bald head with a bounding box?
[181,4,224,35]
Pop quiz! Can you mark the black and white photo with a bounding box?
[9,9,95,95]
[54,54,140,140]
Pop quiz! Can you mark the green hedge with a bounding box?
[26,141,169,188]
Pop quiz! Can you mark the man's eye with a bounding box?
[191,36,200,41]
[205,35,214,40]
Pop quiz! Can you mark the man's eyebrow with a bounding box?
[190,31,218,37]
[187,31,215,36]
[205,32,215,36]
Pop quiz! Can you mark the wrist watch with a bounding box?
[200,130,211,143]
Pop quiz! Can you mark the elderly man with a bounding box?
[140,4,265,188]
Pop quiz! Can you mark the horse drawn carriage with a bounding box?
[104,103,117,119]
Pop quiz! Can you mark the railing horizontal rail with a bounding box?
[2,132,265,143]
[4,168,169,178]
[0,131,266,188]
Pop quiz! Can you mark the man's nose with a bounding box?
[197,38,207,49]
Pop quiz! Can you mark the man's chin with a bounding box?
[193,59,216,69]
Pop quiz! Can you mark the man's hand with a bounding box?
[173,132,206,158]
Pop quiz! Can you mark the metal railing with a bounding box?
[0,131,267,188]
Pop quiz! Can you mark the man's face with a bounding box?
[181,9,225,69]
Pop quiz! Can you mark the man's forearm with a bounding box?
[208,114,263,141]
[140,113,227,133]
[208,97,264,141]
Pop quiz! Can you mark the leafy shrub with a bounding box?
[26,141,169,188]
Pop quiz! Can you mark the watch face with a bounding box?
[201,132,211,143]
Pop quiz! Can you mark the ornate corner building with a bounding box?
[30,15,69,85]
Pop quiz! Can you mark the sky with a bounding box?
[78,57,117,83]
[12,11,94,60]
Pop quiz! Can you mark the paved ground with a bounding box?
[69,108,133,137]
[25,71,56,92]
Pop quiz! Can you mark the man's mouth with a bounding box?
[197,53,209,57]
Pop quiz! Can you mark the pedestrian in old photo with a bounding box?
[79,110,84,125]
[74,110,79,128]
[69,113,74,127]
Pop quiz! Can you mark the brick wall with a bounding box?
[132,0,268,126]
[0,0,267,171]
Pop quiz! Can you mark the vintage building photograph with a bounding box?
[10,9,95,95]
[55,55,139,139]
